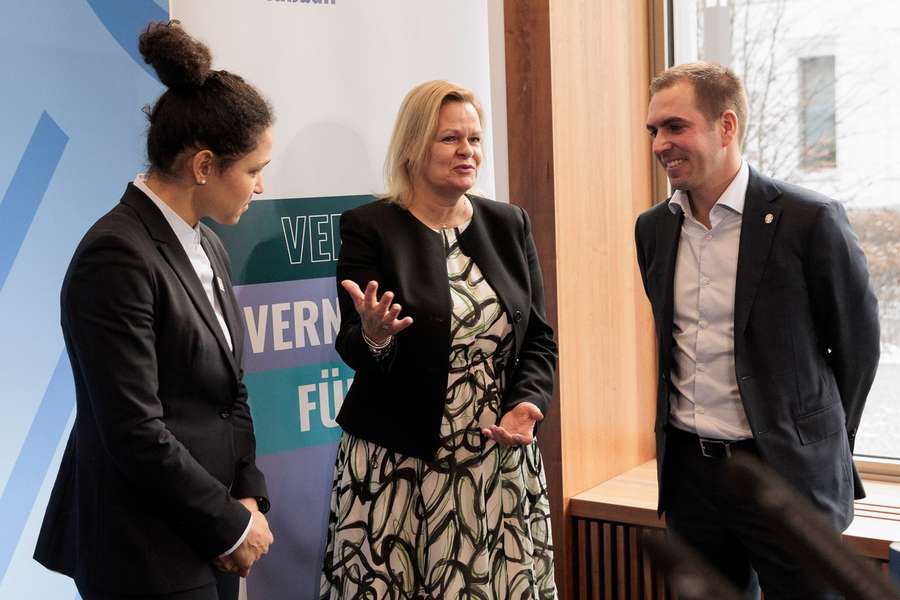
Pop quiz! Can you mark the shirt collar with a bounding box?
[134,173,202,247]
[668,159,750,218]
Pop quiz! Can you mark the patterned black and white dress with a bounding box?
[320,225,557,599]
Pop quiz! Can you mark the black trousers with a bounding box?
[663,425,843,600]
[77,571,238,600]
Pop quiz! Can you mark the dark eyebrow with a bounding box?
[648,117,688,131]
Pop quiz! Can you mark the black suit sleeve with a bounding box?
[805,201,880,450]
[635,214,651,298]
[334,208,399,374]
[63,234,250,557]
[230,374,268,513]
[502,207,558,418]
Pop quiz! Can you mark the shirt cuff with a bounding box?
[219,512,253,558]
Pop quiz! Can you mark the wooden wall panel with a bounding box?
[549,0,657,507]
[504,0,660,596]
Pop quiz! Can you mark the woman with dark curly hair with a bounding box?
[34,21,274,600]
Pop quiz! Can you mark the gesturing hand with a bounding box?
[482,402,544,447]
[341,280,413,344]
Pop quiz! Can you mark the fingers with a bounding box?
[248,539,270,558]
[380,305,415,332]
[363,280,380,308]
[343,280,414,342]
[249,513,274,552]
[378,300,403,331]
[213,556,239,575]
[225,510,273,578]
[483,403,542,447]
[376,290,393,312]
[340,279,365,306]
[230,546,256,574]
[383,298,401,321]
[507,401,544,424]
[482,425,530,447]
[343,280,388,315]
[371,292,396,333]
[342,280,393,311]
[521,402,544,422]
[219,557,247,578]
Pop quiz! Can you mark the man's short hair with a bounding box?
[650,62,749,146]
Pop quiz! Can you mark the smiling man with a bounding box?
[635,62,880,599]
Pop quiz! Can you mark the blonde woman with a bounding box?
[319,80,558,598]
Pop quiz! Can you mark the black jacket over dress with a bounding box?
[635,167,880,531]
[34,184,268,595]
[335,195,557,460]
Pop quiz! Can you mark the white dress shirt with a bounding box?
[134,174,233,352]
[668,160,753,440]
[133,174,250,555]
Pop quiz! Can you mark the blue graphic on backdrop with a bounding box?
[0,352,74,584]
[0,113,68,292]
[87,0,168,79]
[0,1,165,597]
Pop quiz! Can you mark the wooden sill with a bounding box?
[856,456,900,483]
[569,460,900,560]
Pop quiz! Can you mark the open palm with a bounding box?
[482,402,544,447]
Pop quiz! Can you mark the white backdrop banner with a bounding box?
[170,2,498,597]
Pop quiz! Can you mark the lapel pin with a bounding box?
[764,213,774,224]
[216,276,225,292]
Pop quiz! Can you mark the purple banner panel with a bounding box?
[235,277,342,373]
[247,442,339,599]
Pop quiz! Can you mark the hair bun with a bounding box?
[139,20,212,90]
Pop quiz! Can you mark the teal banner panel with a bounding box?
[245,361,355,455]
[207,195,371,285]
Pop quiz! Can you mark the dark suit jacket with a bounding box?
[334,195,558,460]
[34,184,269,594]
[635,167,879,531]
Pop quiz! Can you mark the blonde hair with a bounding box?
[381,80,484,206]
[650,62,749,146]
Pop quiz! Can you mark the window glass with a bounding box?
[672,0,900,459]
[799,56,836,169]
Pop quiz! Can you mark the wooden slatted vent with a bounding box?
[572,517,894,600]
[573,518,674,600]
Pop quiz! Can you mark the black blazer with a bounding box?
[334,195,557,460]
[635,167,880,531]
[34,184,268,594]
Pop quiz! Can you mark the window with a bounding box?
[671,0,900,461]
[799,56,836,169]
